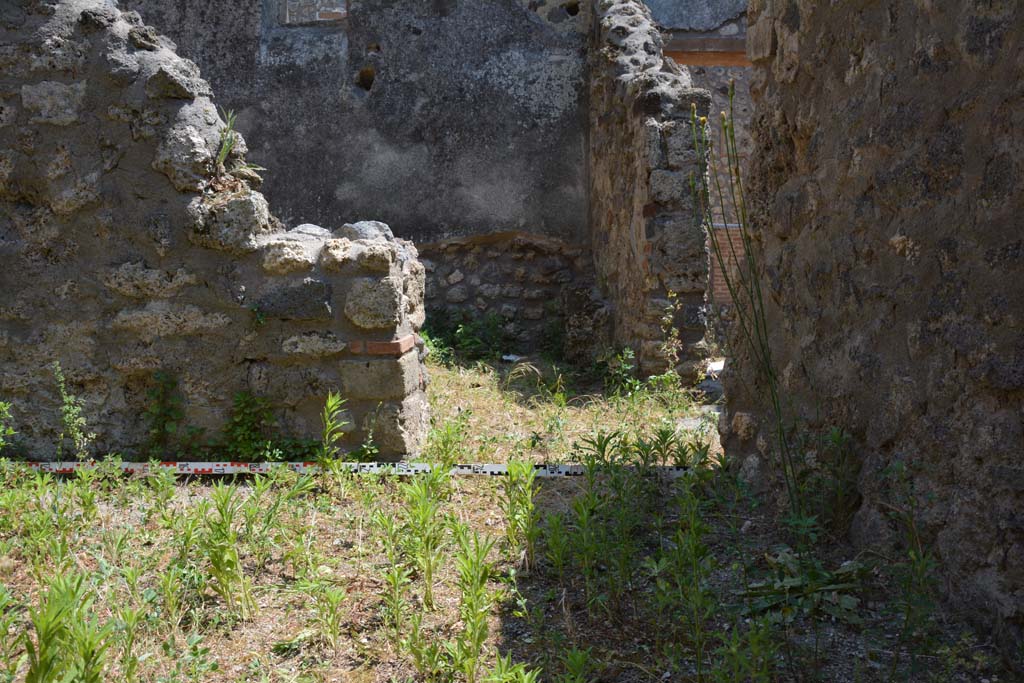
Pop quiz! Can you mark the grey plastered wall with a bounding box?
[118,0,590,247]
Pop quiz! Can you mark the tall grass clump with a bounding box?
[690,86,803,522]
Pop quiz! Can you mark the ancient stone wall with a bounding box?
[588,0,711,376]
[0,0,428,460]
[420,233,588,353]
[118,0,589,248]
[724,0,1024,651]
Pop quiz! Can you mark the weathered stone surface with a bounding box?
[420,232,585,350]
[256,278,332,321]
[145,60,211,99]
[351,239,394,272]
[281,331,346,357]
[344,276,401,329]
[258,229,325,274]
[0,0,428,459]
[338,351,422,400]
[722,0,1024,654]
[21,81,86,126]
[104,262,197,298]
[188,190,274,253]
[363,391,429,460]
[153,123,213,191]
[320,238,353,271]
[111,302,231,342]
[338,220,393,242]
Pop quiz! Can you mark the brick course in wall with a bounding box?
[282,0,347,26]
[708,226,746,305]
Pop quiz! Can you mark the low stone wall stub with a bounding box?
[0,0,428,461]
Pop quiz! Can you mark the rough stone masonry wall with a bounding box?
[588,0,711,376]
[0,0,428,460]
[723,0,1024,652]
[420,233,588,351]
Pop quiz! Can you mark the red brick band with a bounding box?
[348,334,416,357]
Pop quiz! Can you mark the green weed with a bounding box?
[52,362,95,460]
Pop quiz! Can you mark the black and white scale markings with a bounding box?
[19,460,689,478]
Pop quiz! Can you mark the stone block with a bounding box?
[281,331,346,357]
[364,391,429,458]
[446,284,469,303]
[111,302,231,342]
[153,124,214,191]
[337,220,393,241]
[259,236,320,274]
[21,81,85,126]
[344,276,401,329]
[145,61,211,99]
[665,122,699,169]
[320,238,353,270]
[338,350,420,400]
[649,169,691,205]
[256,278,332,321]
[104,262,196,298]
[188,190,275,253]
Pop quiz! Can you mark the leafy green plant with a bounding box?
[401,472,448,609]
[221,392,275,461]
[318,391,348,462]
[645,480,717,677]
[885,461,938,679]
[144,371,185,459]
[307,581,347,655]
[447,525,496,683]
[793,427,861,535]
[421,329,455,367]
[52,362,95,461]
[740,548,864,626]
[66,605,116,683]
[425,413,470,468]
[501,460,539,571]
[158,632,218,683]
[556,647,594,683]
[404,611,447,681]
[597,348,643,398]
[542,511,569,582]
[423,310,508,361]
[0,585,25,682]
[25,574,114,683]
[159,565,186,634]
[711,617,776,683]
[200,483,256,619]
[484,653,541,683]
[381,564,412,645]
[0,402,15,453]
[214,108,239,176]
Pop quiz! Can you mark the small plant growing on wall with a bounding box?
[0,400,15,452]
[52,362,95,461]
